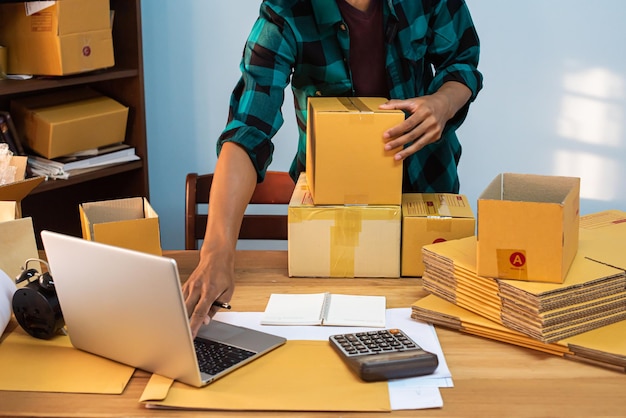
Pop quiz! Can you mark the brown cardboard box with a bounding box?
[80,197,162,256]
[0,0,114,76]
[476,173,580,283]
[11,89,129,159]
[288,174,401,278]
[305,97,404,205]
[0,156,45,217]
[0,156,43,279]
[401,193,475,277]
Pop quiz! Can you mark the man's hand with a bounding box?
[182,248,235,338]
[379,81,471,161]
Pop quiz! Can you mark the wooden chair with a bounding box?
[185,171,296,250]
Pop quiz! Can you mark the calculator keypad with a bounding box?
[329,328,420,357]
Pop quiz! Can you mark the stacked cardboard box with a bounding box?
[288,97,404,277]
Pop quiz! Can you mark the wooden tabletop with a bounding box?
[1,250,624,417]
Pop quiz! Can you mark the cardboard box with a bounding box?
[0,0,114,76]
[288,174,401,277]
[0,156,45,217]
[476,173,580,283]
[11,89,129,159]
[401,193,475,277]
[80,197,162,256]
[305,97,404,205]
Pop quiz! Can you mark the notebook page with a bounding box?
[323,294,386,327]
[260,293,327,325]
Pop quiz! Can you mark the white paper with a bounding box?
[214,307,452,410]
[0,269,16,335]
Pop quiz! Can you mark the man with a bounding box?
[183,0,483,337]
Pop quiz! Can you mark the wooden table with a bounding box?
[1,250,624,417]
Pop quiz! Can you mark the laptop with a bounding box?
[40,230,286,387]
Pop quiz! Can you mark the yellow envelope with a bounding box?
[0,325,134,393]
[141,340,390,411]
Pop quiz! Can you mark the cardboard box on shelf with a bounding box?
[476,173,580,284]
[0,0,114,76]
[288,174,401,278]
[79,197,162,256]
[305,97,404,205]
[401,193,475,277]
[11,89,129,159]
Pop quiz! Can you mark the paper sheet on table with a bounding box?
[0,325,134,393]
[214,308,452,386]
[141,340,391,412]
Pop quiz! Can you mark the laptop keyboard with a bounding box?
[194,338,256,376]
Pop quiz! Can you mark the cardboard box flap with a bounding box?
[0,201,17,222]
[480,173,580,204]
[0,177,44,203]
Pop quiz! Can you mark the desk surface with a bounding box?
[1,250,624,417]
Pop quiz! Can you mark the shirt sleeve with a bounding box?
[426,0,483,132]
[216,4,296,182]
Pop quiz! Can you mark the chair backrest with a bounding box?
[185,171,295,250]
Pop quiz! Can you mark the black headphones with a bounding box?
[12,258,65,339]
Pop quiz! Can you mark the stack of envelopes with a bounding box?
[419,210,626,343]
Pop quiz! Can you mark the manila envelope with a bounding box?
[141,340,390,411]
[0,325,134,393]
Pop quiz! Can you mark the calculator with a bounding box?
[329,328,439,382]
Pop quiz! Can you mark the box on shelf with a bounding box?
[80,197,162,256]
[288,173,401,278]
[476,173,580,283]
[401,193,475,277]
[11,89,129,159]
[305,97,404,205]
[0,0,114,76]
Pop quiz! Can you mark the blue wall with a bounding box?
[142,1,626,250]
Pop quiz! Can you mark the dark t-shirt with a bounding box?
[337,0,387,97]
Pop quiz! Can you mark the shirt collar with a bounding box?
[312,0,399,27]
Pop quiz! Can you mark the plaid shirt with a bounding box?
[218,0,483,193]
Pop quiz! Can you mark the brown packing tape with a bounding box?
[329,208,362,277]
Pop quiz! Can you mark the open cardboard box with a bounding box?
[0,156,43,279]
[476,173,580,283]
[80,197,162,256]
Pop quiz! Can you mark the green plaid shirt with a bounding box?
[217,0,483,193]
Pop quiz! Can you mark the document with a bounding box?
[261,292,386,327]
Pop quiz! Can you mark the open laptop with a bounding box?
[40,230,286,387]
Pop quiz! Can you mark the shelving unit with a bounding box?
[0,0,148,246]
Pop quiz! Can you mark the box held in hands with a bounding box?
[401,193,475,277]
[305,97,404,205]
[80,197,162,256]
[288,173,401,278]
[476,173,580,283]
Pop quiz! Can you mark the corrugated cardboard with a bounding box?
[477,173,580,283]
[80,197,162,256]
[401,193,475,277]
[11,89,129,159]
[0,0,114,76]
[288,174,401,278]
[0,156,45,217]
[305,97,404,205]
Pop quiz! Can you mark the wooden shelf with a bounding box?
[1,0,148,247]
